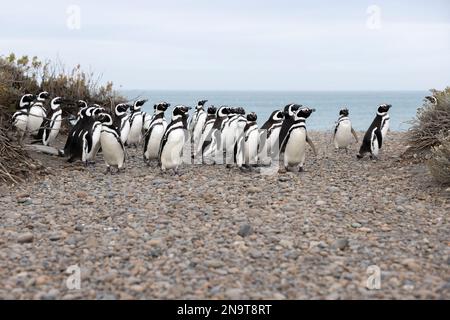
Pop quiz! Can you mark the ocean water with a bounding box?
[122,90,427,132]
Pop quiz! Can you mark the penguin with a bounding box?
[27,91,50,135]
[424,96,437,105]
[63,100,88,158]
[127,99,147,147]
[280,107,317,172]
[332,107,358,151]
[34,97,65,146]
[83,106,104,165]
[98,113,125,173]
[12,93,35,144]
[234,112,259,170]
[194,105,217,162]
[223,107,246,165]
[201,106,231,164]
[159,105,191,172]
[278,103,302,151]
[113,103,131,144]
[189,100,208,154]
[258,110,284,164]
[357,104,392,160]
[143,102,170,162]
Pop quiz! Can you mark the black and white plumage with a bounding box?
[201,106,231,164]
[64,100,88,160]
[143,102,170,162]
[357,104,392,159]
[83,106,104,164]
[127,99,147,146]
[34,97,64,146]
[99,113,125,173]
[280,107,317,172]
[234,112,259,169]
[27,91,50,135]
[223,107,246,164]
[332,108,358,150]
[278,103,302,150]
[113,103,131,144]
[159,105,191,172]
[194,106,217,161]
[189,100,208,152]
[12,94,35,144]
[258,110,284,163]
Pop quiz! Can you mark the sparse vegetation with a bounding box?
[404,87,450,184]
[0,52,125,184]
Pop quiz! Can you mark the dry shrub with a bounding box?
[428,131,450,185]
[404,87,450,158]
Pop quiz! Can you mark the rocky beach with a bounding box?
[0,131,449,300]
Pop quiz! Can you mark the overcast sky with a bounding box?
[0,0,449,90]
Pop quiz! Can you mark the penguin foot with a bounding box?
[298,166,304,172]
[356,154,364,159]
[104,167,111,175]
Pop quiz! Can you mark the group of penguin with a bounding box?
[11,92,392,174]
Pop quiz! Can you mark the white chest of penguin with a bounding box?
[335,120,353,147]
[284,127,306,163]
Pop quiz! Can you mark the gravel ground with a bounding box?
[0,131,449,300]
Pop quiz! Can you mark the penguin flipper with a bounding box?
[375,128,383,149]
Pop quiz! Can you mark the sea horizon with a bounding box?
[121,89,428,132]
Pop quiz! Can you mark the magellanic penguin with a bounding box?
[159,105,191,173]
[278,103,302,150]
[83,106,105,165]
[234,112,259,170]
[194,105,217,163]
[27,91,50,135]
[143,102,170,162]
[258,110,284,164]
[34,97,66,146]
[189,100,208,153]
[224,107,246,165]
[127,99,147,147]
[64,100,88,159]
[113,103,131,144]
[201,106,231,164]
[12,93,35,144]
[357,104,392,160]
[280,107,317,172]
[332,107,358,151]
[98,113,125,174]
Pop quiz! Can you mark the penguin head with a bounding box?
[296,107,315,119]
[93,107,105,118]
[50,97,63,110]
[377,104,392,114]
[339,108,349,117]
[37,91,50,101]
[283,103,301,117]
[85,106,97,117]
[271,110,284,121]
[424,96,437,105]
[197,100,208,109]
[134,99,148,110]
[19,94,35,108]
[115,103,129,116]
[235,107,246,115]
[246,112,257,122]
[77,100,88,109]
[217,106,231,117]
[207,106,217,115]
[98,113,113,126]
[172,105,191,117]
[154,102,170,112]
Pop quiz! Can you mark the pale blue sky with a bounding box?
[0,0,449,90]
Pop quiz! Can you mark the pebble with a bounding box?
[238,224,252,237]
[333,238,349,250]
[351,222,362,228]
[17,233,34,243]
